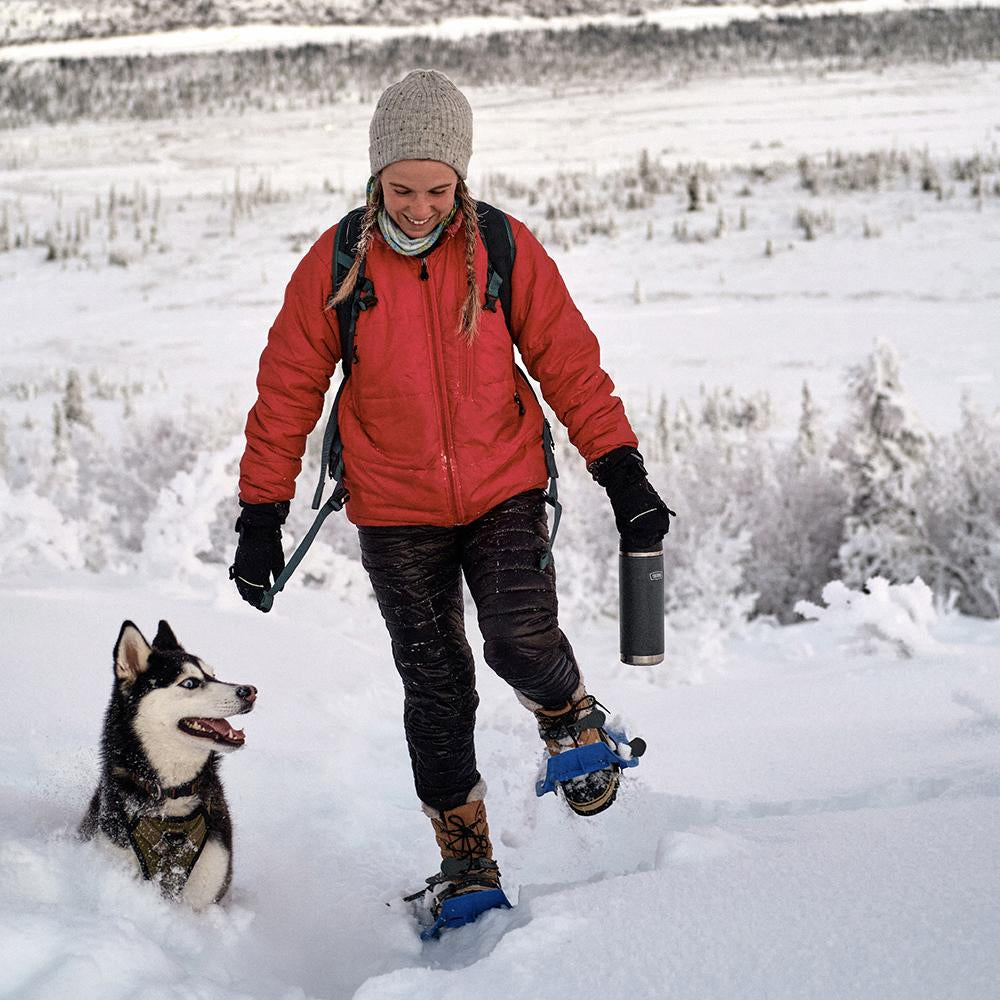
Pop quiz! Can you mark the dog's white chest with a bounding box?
[181,837,231,909]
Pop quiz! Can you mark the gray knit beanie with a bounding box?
[369,69,473,179]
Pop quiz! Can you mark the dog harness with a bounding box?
[128,810,209,898]
[112,766,212,896]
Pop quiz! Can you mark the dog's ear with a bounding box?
[114,621,151,683]
[152,620,182,652]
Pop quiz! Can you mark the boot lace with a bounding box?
[537,694,609,747]
[440,810,491,860]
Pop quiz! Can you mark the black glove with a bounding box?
[229,501,289,612]
[588,446,675,551]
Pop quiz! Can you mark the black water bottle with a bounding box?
[620,544,664,665]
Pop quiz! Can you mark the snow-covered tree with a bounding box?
[795,380,825,464]
[62,369,93,428]
[920,398,1000,617]
[836,340,932,588]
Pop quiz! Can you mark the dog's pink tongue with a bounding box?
[200,718,245,742]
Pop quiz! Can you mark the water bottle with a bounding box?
[619,545,664,665]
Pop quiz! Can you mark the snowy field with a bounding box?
[2,41,1000,1000]
[3,62,998,427]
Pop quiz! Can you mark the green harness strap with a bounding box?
[128,809,209,898]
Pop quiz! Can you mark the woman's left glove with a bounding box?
[229,501,289,611]
[588,446,675,551]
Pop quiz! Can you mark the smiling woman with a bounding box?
[231,67,671,937]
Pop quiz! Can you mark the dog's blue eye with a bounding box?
[179,678,201,689]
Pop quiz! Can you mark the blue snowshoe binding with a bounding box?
[534,693,645,815]
[408,798,511,940]
[406,858,511,941]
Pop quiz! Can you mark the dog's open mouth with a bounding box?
[178,718,246,747]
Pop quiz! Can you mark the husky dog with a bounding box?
[80,620,256,908]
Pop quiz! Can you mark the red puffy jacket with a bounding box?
[239,210,637,526]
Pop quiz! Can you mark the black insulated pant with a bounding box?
[358,489,581,812]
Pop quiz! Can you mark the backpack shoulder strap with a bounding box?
[331,206,369,378]
[475,201,515,334]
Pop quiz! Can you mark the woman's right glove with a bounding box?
[229,501,289,612]
[588,446,676,551]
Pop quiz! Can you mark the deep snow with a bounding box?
[2,574,1000,999]
[1,45,1000,1000]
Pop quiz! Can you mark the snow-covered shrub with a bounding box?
[142,436,244,583]
[795,577,943,659]
[73,400,236,567]
[759,380,846,620]
[746,445,847,623]
[0,478,84,572]
[836,340,933,590]
[2,341,997,626]
[653,411,762,635]
[919,400,1000,618]
[0,373,240,575]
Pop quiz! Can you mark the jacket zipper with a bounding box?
[419,254,463,524]
[514,390,525,416]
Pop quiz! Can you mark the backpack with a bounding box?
[260,202,560,610]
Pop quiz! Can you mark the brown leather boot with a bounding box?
[422,796,502,912]
[534,690,621,816]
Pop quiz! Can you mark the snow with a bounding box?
[1,0,995,63]
[2,30,1000,1000]
[3,574,1000,998]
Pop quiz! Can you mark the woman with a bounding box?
[232,69,672,924]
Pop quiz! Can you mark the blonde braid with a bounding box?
[456,180,482,343]
[326,183,382,311]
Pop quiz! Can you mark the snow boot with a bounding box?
[533,689,643,816]
[409,791,510,939]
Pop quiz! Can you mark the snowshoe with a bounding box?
[405,857,511,940]
[406,797,513,939]
[534,693,645,815]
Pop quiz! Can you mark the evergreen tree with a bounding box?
[836,340,932,587]
[63,369,93,428]
[795,380,824,464]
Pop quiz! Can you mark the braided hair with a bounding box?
[327,176,483,343]
[455,179,482,344]
[326,185,381,312]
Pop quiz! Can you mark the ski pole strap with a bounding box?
[258,493,343,612]
[539,418,561,570]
